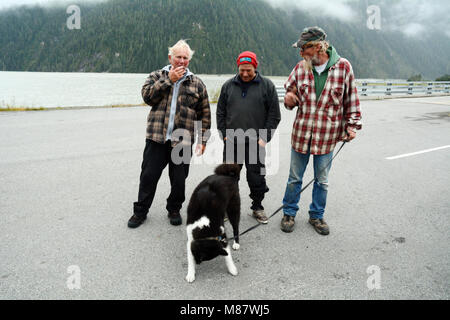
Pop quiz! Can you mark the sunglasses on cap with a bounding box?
[239,57,253,63]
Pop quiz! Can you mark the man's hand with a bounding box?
[195,144,206,156]
[343,127,356,142]
[169,66,186,83]
[284,91,300,108]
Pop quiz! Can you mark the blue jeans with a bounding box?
[282,147,333,219]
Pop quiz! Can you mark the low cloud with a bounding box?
[398,23,425,38]
[263,0,450,38]
[384,0,450,38]
[263,0,358,22]
[0,0,108,11]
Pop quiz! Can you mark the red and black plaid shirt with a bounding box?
[285,58,362,155]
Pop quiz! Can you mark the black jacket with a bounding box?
[216,72,281,143]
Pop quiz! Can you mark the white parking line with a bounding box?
[386,145,450,160]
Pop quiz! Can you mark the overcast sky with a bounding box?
[0,0,64,9]
[0,0,106,10]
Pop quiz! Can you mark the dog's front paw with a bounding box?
[232,242,240,250]
[228,264,238,276]
[185,273,196,283]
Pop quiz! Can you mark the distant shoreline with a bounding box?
[0,103,147,112]
[0,70,408,82]
[2,94,449,112]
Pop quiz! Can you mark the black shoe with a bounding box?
[128,214,146,228]
[168,211,182,226]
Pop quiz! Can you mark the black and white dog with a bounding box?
[185,163,242,283]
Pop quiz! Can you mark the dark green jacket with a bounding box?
[313,45,341,99]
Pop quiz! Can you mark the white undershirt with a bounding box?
[314,60,329,75]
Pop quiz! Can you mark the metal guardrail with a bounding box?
[357,81,450,96]
[276,87,286,98]
[276,81,450,98]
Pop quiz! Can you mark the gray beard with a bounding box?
[303,53,320,71]
[311,56,321,65]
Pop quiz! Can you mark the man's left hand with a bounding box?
[195,144,206,156]
[343,127,356,142]
[258,138,266,148]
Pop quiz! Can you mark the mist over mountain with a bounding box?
[0,0,448,79]
[0,0,108,11]
[264,0,450,38]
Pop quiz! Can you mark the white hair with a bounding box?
[168,39,195,60]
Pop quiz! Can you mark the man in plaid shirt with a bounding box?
[280,27,362,235]
[128,40,211,229]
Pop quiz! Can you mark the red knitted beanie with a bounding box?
[236,51,258,69]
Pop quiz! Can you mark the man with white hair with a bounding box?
[280,27,362,235]
[128,40,211,228]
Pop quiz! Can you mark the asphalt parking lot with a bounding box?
[0,96,449,299]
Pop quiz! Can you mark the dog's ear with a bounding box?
[215,163,241,178]
[219,248,228,256]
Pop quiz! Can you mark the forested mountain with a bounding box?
[0,0,449,79]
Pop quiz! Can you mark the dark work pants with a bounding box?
[133,139,191,217]
[223,138,269,211]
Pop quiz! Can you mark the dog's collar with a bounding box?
[196,235,227,243]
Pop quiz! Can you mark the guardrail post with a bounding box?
[427,82,433,94]
[386,82,392,95]
[277,87,285,100]
[361,82,368,96]
[408,82,413,95]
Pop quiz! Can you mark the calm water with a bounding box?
[0,71,287,109]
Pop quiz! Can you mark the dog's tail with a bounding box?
[214,163,241,178]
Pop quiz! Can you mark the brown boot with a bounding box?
[280,214,295,233]
[308,218,330,235]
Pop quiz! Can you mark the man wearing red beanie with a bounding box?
[217,51,281,223]
[236,51,258,69]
